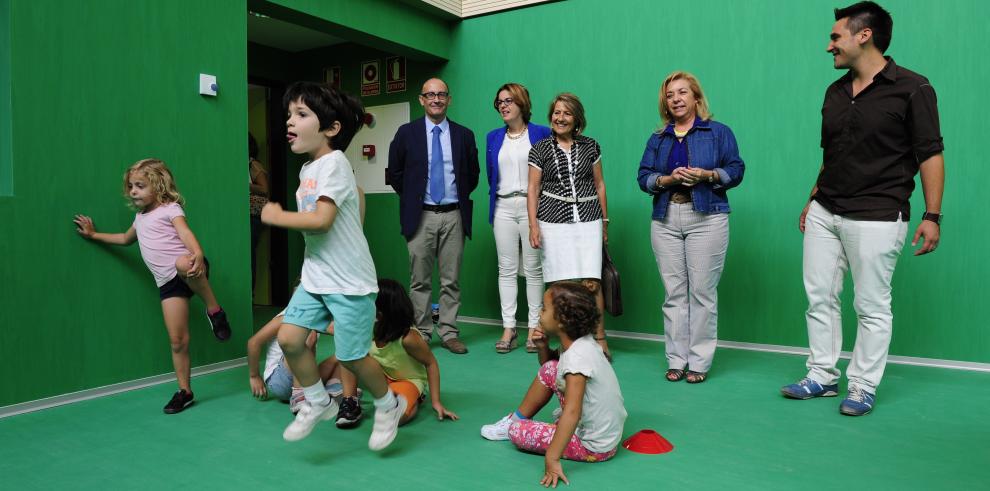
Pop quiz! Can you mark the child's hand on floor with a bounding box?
[432,401,459,421]
[249,375,268,399]
[541,458,568,488]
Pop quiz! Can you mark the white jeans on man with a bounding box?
[493,196,543,329]
[803,200,907,393]
[650,203,729,373]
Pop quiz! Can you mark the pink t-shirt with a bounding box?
[133,202,191,287]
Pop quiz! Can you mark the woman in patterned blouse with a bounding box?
[526,93,611,360]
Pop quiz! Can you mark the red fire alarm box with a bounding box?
[362,145,375,158]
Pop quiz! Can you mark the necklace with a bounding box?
[506,127,527,140]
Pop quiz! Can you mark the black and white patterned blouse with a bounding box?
[528,135,603,224]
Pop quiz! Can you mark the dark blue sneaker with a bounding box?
[780,378,839,399]
[839,386,876,416]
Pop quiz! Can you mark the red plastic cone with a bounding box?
[622,429,674,454]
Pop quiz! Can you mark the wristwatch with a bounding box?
[922,211,942,225]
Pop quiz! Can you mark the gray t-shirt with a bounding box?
[556,334,627,453]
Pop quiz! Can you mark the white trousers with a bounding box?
[803,200,907,392]
[650,203,729,373]
[493,196,543,328]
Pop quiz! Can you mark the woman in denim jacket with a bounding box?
[636,71,745,384]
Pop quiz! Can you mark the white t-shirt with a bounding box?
[496,129,532,195]
[295,150,377,295]
[132,202,191,287]
[556,334,627,453]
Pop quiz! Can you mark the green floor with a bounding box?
[2,318,988,490]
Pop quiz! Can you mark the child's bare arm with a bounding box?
[261,198,338,233]
[403,330,458,421]
[542,373,586,488]
[74,215,137,245]
[171,216,207,276]
[247,315,284,398]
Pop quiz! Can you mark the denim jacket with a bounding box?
[636,118,745,220]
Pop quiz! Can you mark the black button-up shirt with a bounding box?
[815,57,944,221]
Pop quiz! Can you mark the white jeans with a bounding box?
[650,203,729,373]
[803,200,907,392]
[493,196,543,328]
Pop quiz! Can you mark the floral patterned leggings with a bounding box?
[506,360,617,463]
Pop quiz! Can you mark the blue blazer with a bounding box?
[388,117,480,240]
[484,123,552,224]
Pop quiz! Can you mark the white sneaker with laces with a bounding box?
[368,396,408,451]
[480,413,515,441]
[283,399,338,442]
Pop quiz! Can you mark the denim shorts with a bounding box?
[264,357,293,401]
[282,288,376,362]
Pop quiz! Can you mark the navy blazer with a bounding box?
[484,122,552,224]
[388,117,480,240]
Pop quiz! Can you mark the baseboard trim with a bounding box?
[458,316,990,373]
[0,357,246,419]
[6,317,989,418]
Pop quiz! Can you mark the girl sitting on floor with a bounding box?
[332,278,458,428]
[481,282,626,487]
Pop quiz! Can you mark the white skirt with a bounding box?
[539,219,602,282]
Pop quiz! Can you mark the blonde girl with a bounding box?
[74,158,232,414]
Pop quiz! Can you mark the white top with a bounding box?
[496,128,532,195]
[556,334,627,453]
[132,202,191,287]
[295,150,378,295]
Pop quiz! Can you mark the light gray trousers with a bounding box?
[650,203,729,373]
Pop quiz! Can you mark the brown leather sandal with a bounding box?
[666,369,686,382]
[686,371,708,384]
[495,330,518,354]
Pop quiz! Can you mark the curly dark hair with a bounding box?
[373,278,415,344]
[548,282,600,340]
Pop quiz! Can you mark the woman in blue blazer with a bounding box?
[485,83,552,354]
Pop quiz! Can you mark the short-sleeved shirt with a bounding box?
[369,336,429,395]
[556,334,627,453]
[528,135,604,223]
[133,202,191,287]
[815,57,944,221]
[295,150,377,295]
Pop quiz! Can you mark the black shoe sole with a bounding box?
[163,400,194,414]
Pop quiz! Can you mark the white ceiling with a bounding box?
[247,12,345,53]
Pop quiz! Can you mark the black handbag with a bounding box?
[601,243,623,316]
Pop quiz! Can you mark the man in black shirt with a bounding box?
[781,1,945,416]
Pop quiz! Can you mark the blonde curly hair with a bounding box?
[122,158,185,209]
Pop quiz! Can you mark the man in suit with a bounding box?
[388,78,480,354]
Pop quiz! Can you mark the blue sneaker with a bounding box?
[839,386,876,416]
[780,378,839,399]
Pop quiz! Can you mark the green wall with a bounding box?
[363,0,989,363]
[0,0,11,195]
[0,0,250,406]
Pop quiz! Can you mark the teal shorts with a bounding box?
[283,288,376,362]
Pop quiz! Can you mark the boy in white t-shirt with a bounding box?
[261,81,405,451]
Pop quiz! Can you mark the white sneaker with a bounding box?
[368,396,408,451]
[283,399,338,442]
[480,414,514,441]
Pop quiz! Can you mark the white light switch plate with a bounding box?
[199,74,217,96]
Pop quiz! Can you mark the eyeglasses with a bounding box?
[494,98,515,108]
[421,91,449,100]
